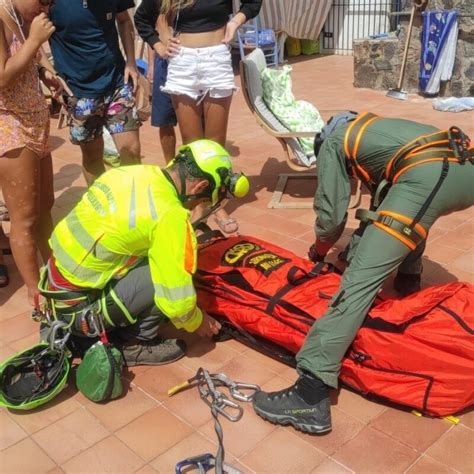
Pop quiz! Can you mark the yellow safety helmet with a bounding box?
[169,140,249,205]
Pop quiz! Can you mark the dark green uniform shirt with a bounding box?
[315,118,439,245]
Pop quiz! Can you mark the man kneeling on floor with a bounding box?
[253,112,474,434]
[40,140,249,366]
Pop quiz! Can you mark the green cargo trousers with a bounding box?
[296,159,474,388]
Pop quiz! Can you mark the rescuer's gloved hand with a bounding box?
[308,244,326,263]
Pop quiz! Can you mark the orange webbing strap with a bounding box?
[343,112,380,190]
[386,129,453,181]
[356,209,427,251]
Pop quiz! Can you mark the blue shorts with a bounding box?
[151,56,177,128]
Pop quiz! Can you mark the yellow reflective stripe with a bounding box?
[147,184,158,221]
[109,288,136,324]
[129,177,137,229]
[154,283,196,301]
[101,292,115,327]
[173,306,198,325]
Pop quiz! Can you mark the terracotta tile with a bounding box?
[9,331,40,352]
[83,381,157,432]
[62,435,144,473]
[334,387,387,423]
[423,243,467,266]
[406,455,457,474]
[178,338,241,373]
[115,406,193,461]
[132,363,195,403]
[0,438,55,473]
[452,249,474,273]
[134,465,158,474]
[32,407,109,464]
[460,409,474,430]
[47,468,65,474]
[241,428,326,473]
[311,457,353,474]
[425,425,474,473]
[162,381,214,428]
[293,407,365,456]
[218,352,279,389]
[369,407,451,451]
[150,431,217,473]
[333,426,419,473]
[9,384,82,434]
[199,404,276,458]
[0,311,39,343]
[0,410,27,450]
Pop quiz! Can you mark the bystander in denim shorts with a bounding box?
[64,83,141,145]
[161,44,236,101]
[152,55,177,128]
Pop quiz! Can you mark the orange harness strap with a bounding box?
[343,112,381,191]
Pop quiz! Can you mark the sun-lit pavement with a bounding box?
[0,54,473,473]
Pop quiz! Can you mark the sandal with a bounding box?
[214,215,239,234]
[0,201,9,222]
[0,264,9,288]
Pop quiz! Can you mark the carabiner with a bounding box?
[47,319,70,352]
[213,397,243,422]
[229,382,260,402]
[175,453,215,473]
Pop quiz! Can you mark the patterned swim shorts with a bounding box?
[64,83,141,145]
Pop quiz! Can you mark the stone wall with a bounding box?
[353,0,473,97]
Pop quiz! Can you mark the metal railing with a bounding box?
[321,0,401,55]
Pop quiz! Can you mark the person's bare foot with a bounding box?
[214,209,239,234]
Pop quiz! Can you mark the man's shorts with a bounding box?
[64,83,141,145]
[161,44,236,101]
[151,55,177,128]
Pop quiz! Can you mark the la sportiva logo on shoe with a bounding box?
[222,241,289,275]
[285,408,317,415]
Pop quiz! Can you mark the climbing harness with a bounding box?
[344,113,474,249]
[0,319,71,410]
[170,367,260,474]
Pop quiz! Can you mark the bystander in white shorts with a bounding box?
[161,44,236,102]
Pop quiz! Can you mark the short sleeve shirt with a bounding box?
[49,0,134,98]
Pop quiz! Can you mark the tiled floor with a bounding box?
[1,54,473,473]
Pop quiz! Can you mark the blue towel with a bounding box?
[419,10,459,95]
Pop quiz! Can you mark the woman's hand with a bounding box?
[163,36,181,59]
[40,69,73,102]
[29,13,55,47]
[222,19,240,44]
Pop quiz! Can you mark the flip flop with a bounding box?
[0,264,9,288]
[214,215,239,234]
[0,201,9,222]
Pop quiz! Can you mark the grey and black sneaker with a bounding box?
[252,382,332,434]
[121,337,186,367]
[394,271,421,296]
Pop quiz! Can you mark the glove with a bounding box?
[308,243,326,263]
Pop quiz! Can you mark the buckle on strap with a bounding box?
[448,126,472,163]
[355,209,425,246]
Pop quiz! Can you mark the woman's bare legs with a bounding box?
[202,95,237,233]
[0,147,53,304]
[172,94,238,233]
[37,153,54,261]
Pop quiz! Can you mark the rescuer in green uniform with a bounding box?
[253,112,474,434]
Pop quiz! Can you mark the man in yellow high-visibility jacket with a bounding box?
[40,140,249,366]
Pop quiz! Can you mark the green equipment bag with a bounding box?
[76,341,123,402]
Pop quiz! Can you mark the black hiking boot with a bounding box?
[394,272,421,297]
[121,337,186,367]
[252,373,332,434]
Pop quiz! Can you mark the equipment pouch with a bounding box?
[76,341,123,402]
